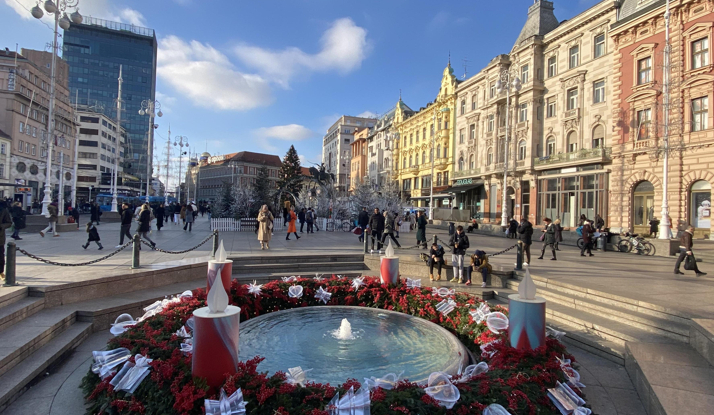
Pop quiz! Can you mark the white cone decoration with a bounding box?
[216,240,227,262]
[385,238,395,257]
[207,269,229,314]
[519,268,537,300]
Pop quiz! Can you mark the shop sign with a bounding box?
[455,178,473,186]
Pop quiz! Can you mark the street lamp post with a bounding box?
[659,0,673,240]
[138,100,162,202]
[164,126,171,206]
[496,69,522,227]
[111,65,123,212]
[429,109,436,220]
[174,136,188,203]
[31,0,83,217]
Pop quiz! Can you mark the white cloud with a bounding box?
[116,8,146,27]
[357,111,378,119]
[155,91,176,114]
[254,124,314,154]
[5,0,147,28]
[233,18,371,88]
[157,35,273,111]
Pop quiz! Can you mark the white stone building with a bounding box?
[322,115,376,191]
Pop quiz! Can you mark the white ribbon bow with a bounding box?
[91,348,132,379]
[485,312,509,334]
[363,372,403,390]
[204,388,247,415]
[180,338,193,355]
[110,314,136,337]
[423,372,460,409]
[546,326,566,341]
[454,362,489,384]
[315,286,332,304]
[327,385,371,415]
[288,285,304,299]
[469,303,492,324]
[246,281,262,297]
[351,277,365,291]
[557,356,585,389]
[175,325,191,338]
[432,287,456,298]
[314,274,324,282]
[285,366,312,387]
[547,381,588,415]
[281,276,298,283]
[110,354,153,394]
[436,298,457,316]
[483,403,511,415]
[405,278,421,289]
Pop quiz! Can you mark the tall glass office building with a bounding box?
[63,17,157,192]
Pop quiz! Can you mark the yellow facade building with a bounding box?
[394,63,459,208]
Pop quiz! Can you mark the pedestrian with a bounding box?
[82,222,104,250]
[416,210,428,249]
[306,207,315,233]
[138,203,156,248]
[428,242,445,281]
[578,214,587,227]
[674,225,707,277]
[594,214,605,232]
[508,217,518,239]
[313,209,321,232]
[517,217,533,265]
[10,201,26,240]
[117,202,133,248]
[173,203,181,224]
[553,218,563,251]
[580,219,595,257]
[183,203,195,232]
[368,208,385,250]
[90,202,99,225]
[449,225,470,283]
[298,208,306,233]
[155,203,165,231]
[180,204,187,225]
[40,200,59,237]
[394,211,402,238]
[537,218,557,260]
[649,216,660,238]
[471,250,492,288]
[191,201,198,221]
[409,212,416,231]
[381,211,402,248]
[257,204,274,250]
[283,201,290,224]
[206,205,212,221]
[357,207,369,243]
[71,204,80,229]
[0,200,12,279]
[286,206,300,240]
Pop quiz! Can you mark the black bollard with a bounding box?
[132,233,141,269]
[432,234,438,247]
[515,241,524,271]
[4,242,16,286]
[212,230,219,258]
[364,230,369,253]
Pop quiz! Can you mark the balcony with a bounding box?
[563,108,580,120]
[409,165,420,175]
[534,147,612,170]
[633,138,655,150]
[454,168,481,178]
[420,188,431,197]
[434,157,449,171]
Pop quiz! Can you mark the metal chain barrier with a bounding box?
[139,233,214,254]
[16,241,132,267]
[434,236,518,257]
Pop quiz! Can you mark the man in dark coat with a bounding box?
[368,208,385,251]
[416,210,428,249]
[448,225,470,283]
[580,220,595,257]
[298,208,306,233]
[10,202,26,240]
[538,218,557,260]
[517,217,534,264]
[90,202,99,225]
[358,207,369,243]
[508,217,519,239]
[0,201,13,278]
[674,225,706,277]
[117,203,134,247]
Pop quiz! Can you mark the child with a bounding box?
[428,242,445,281]
[471,250,492,288]
[82,222,103,250]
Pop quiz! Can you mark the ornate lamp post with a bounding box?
[174,136,188,203]
[659,0,673,240]
[138,100,162,202]
[496,69,522,227]
[31,0,83,216]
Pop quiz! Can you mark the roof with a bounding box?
[616,0,665,26]
[512,0,560,51]
[0,128,10,140]
[301,167,311,177]
[230,151,282,167]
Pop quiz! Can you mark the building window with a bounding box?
[490,83,496,98]
[0,144,4,155]
[593,80,605,104]
[521,64,529,83]
[546,137,556,156]
[469,124,476,141]
[469,155,475,169]
[567,88,578,110]
[422,152,426,164]
[409,155,412,167]
[692,38,709,69]
[409,134,413,145]
[638,57,652,84]
[488,115,495,132]
[518,140,526,161]
[403,158,407,169]
[18,140,23,153]
[567,131,578,152]
[547,98,556,118]
[19,121,25,134]
[548,56,557,78]
[487,148,493,165]
[636,108,652,140]
[460,100,466,115]
[569,45,580,69]
[592,125,605,149]
[472,95,477,110]
[25,143,30,153]
[594,34,606,58]
[435,144,440,158]
[458,157,465,171]
[519,103,528,122]
[459,129,465,144]
[692,96,709,132]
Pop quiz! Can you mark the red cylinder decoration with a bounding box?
[191,305,241,389]
[207,260,233,296]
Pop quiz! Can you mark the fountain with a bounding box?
[333,318,356,340]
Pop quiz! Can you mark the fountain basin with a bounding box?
[238,306,469,385]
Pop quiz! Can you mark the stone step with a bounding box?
[229,254,364,265]
[0,297,44,333]
[0,287,28,309]
[0,309,76,378]
[234,271,366,283]
[506,279,689,341]
[232,262,368,274]
[690,319,714,367]
[625,342,714,415]
[0,321,92,412]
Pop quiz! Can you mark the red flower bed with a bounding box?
[82,276,583,414]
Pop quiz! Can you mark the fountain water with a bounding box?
[333,318,356,340]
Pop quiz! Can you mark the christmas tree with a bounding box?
[253,166,272,209]
[277,145,303,202]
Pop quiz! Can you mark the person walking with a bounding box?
[449,225,470,283]
[183,203,195,232]
[578,214,587,227]
[416,210,428,249]
[508,217,519,239]
[553,218,563,251]
[517,217,533,265]
[155,203,165,231]
[138,203,156,248]
[257,205,274,250]
[313,209,321,232]
[283,201,290,224]
[173,203,181,224]
[380,211,402,248]
[0,201,12,279]
[428,242,445,281]
[306,207,315,234]
[117,203,133,248]
[537,218,557,260]
[82,222,103,250]
[394,212,402,238]
[471,250,492,288]
[357,207,369,243]
[674,225,707,276]
[409,212,416,231]
[90,202,99,225]
[649,216,660,238]
[594,214,605,232]
[298,208,306,233]
[70,205,80,229]
[40,201,59,237]
[10,201,26,240]
[286,206,300,240]
[180,204,187,226]
[368,208,385,251]
[206,205,212,221]
[191,201,198,222]
[580,219,595,257]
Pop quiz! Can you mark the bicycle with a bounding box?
[325,219,352,232]
[617,233,653,255]
[576,232,606,249]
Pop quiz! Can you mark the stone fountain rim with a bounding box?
[239,305,471,382]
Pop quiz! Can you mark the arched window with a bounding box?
[416,131,420,142]
[469,154,475,169]
[409,155,413,167]
[592,125,605,149]
[403,136,407,147]
[436,144,441,158]
[410,134,413,145]
[691,180,712,229]
[403,158,407,169]
[458,157,465,171]
[460,100,466,114]
[633,181,655,226]
[384,157,389,168]
[567,131,578,152]
[487,148,493,165]
[518,140,527,161]
[546,137,556,156]
[422,152,426,164]
[444,145,448,158]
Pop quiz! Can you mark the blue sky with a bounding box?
[2,0,601,167]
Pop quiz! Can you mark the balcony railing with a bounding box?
[534,147,611,168]
[409,165,420,175]
[634,139,654,149]
[563,108,580,120]
[454,168,481,178]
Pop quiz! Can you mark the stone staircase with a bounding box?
[230,254,368,278]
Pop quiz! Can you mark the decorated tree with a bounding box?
[252,166,272,209]
[276,145,303,202]
[349,180,378,216]
[376,179,404,214]
[214,181,236,218]
[233,185,257,219]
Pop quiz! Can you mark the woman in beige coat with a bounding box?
[257,205,274,250]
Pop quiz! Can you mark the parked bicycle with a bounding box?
[617,233,654,255]
[325,219,352,232]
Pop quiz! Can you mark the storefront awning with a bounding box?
[444,181,484,194]
[409,193,454,201]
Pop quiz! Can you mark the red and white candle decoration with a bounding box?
[192,270,241,389]
[380,240,399,285]
[207,241,232,296]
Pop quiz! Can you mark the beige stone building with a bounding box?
[454,0,617,227]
